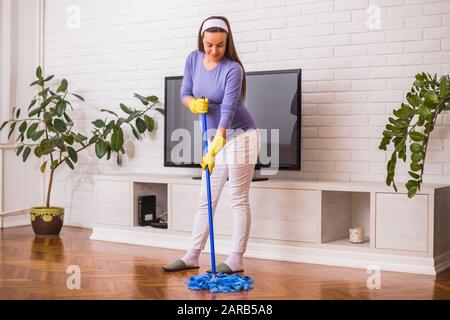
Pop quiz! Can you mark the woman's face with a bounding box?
[202,31,227,63]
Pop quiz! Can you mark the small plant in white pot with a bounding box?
[0,67,164,236]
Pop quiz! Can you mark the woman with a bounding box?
[163,16,260,274]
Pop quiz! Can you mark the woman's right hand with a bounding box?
[188,97,208,114]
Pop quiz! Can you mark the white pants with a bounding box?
[190,129,261,254]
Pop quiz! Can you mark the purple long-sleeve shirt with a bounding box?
[180,50,257,139]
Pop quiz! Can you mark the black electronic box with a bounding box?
[138,195,156,226]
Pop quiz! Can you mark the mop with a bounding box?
[187,111,254,293]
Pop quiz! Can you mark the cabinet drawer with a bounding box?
[249,188,317,242]
[375,193,428,252]
[97,180,132,226]
[171,184,317,243]
[196,187,318,242]
[171,184,200,232]
[170,184,238,236]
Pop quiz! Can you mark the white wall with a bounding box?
[1,0,43,215]
[41,0,450,227]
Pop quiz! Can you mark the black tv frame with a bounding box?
[163,68,302,171]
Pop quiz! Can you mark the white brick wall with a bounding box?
[42,0,450,227]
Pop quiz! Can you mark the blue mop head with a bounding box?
[188,273,254,293]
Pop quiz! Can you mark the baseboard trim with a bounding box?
[90,227,437,275]
[0,209,30,228]
[435,251,450,275]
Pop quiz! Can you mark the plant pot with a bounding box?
[30,207,64,237]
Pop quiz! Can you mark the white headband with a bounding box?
[201,18,228,36]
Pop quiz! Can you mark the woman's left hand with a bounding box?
[201,134,226,174]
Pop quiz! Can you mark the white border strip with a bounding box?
[0,0,13,213]
[0,208,29,229]
[0,1,45,226]
[90,227,438,275]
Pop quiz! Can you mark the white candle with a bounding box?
[349,227,364,243]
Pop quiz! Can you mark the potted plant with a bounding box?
[0,66,164,236]
[379,72,450,198]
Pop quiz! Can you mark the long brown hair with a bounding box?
[197,16,247,100]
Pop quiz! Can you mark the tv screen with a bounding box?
[164,69,301,171]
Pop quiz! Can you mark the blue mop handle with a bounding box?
[201,112,217,276]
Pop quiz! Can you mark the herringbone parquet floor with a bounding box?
[1,226,449,299]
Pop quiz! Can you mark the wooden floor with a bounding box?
[1,226,450,300]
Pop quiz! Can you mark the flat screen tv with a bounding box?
[164,69,301,174]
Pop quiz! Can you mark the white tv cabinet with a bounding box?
[91,173,450,275]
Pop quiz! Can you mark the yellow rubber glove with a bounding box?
[201,135,227,174]
[188,97,208,114]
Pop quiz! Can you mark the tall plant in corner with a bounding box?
[379,73,450,198]
[0,67,164,236]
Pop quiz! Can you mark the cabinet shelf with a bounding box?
[324,237,370,248]
[321,191,371,246]
[132,225,170,233]
[133,182,168,229]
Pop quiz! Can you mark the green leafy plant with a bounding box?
[0,66,164,207]
[379,72,450,198]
